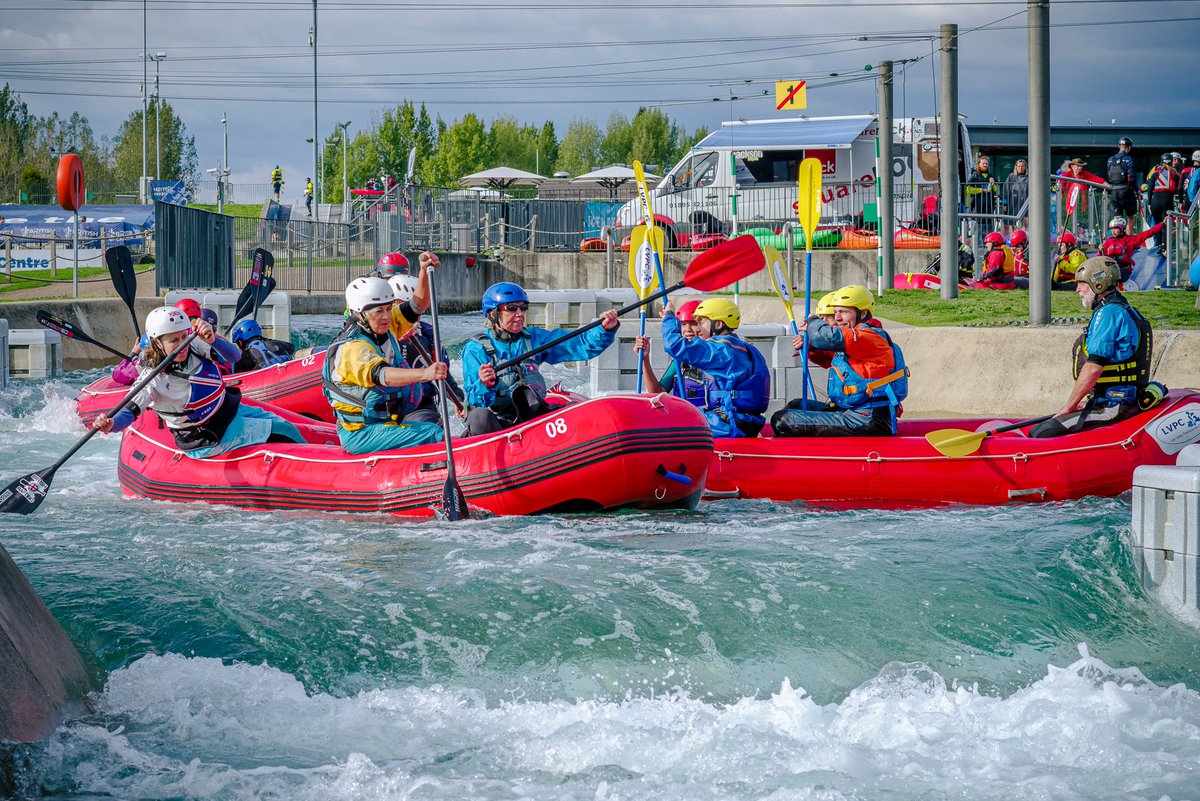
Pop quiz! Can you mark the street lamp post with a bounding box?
[338,120,351,204]
[221,112,228,186]
[140,0,148,202]
[207,162,230,214]
[310,0,319,220]
[150,52,166,179]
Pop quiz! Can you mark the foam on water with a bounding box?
[3,646,1196,801]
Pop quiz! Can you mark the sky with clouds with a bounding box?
[3,0,1198,203]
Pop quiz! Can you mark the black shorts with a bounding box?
[1109,188,1137,217]
[272,182,282,193]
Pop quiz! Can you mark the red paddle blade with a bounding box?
[682,235,765,291]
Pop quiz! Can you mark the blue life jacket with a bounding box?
[705,334,770,423]
[673,363,712,408]
[473,332,549,420]
[322,327,423,427]
[246,338,291,368]
[827,325,909,410]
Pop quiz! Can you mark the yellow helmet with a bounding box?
[814,291,838,316]
[830,285,874,312]
[694,298,740,330]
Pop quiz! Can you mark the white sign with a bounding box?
[0,248,104,271]
[1147,403,1200,455]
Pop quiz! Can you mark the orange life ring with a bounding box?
[579,237,607,252]
[56,153,85,212]
[620,235,632,252]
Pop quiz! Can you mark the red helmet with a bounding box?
[373,252,410,278]
[1009,230,1028,247]
[174,297,203,319]
[983,232,1005,246]
[676,299,702,322]
[1057,231,1077,246]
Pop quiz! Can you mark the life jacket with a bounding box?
[322,327,423,428]
[245,338,291,369]
[474,331,550,424]
[1106,153,1131,186]
[154,356,241,451]
[674,362,712,408]
[1151,166,1179,193]
[828,324,909,411]
[271,169,282,183]
[1053,247,1087,283]
[1072,293,1152,402]
[1012,247,1029,277]
[704,335,770,418]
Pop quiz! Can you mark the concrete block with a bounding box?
[7,329,62,379]
[164,290,291,342]
[1134,547,1199,613]
[0,319,8,390]
[1132,466,1200,559]
[590,367,639,394]
[1177,444,1200,467]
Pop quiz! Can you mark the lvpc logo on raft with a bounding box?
[1149,404,1200,454]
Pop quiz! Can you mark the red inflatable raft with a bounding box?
[116,394,713,517]
[704,389,1200,507]
[76,352,332,427]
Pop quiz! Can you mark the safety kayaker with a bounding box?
[92,307,305,457]
[1099,216,1164,283]
[1029,256,1154,438]
[1052,231,1088,290]
[231,319,295,373]
[461,282,619,436]
[660,297,770,438]
[1009,229,1030,289]
[972,232,1016,289]
[388,272,465,423]
[322,277,447,454]
[633,298,707,404]
[771,285,908,438]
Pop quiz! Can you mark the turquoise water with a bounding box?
[2,317,1199,800]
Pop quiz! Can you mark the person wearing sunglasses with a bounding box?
[322,276,448,454]
[461,282,620,436]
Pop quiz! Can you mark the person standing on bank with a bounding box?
[1030,256,1152,438]
[1106,137,1137,226]
[461,283,620,437]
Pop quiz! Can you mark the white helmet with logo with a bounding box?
[145,307,192,339]
[388,274,420,304]
[345,276,395,313]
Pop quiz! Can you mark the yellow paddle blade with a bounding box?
[924,428,987,458]
[797,157,823,245]
[763,245,793,303]
[633,160,656,225]
[626,225,662,298]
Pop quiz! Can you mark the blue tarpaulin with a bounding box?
[695,116,876,150]
[0,205,154,247]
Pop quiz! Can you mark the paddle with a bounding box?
[424,262,470,521]
[105,245,141,337]
[493,235,765,373]
[226,248,276,334]
[36,310,129,360]
[406,335,467,416]
[632,160,670,394]
[626,224,661,392]
[0,331,199,515]
[796,157,823,405]
[924,414,1055,458]
[764,243,818,401]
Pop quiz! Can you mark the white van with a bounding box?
[617,114,972,243]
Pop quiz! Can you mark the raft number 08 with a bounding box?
[545,418,568,438]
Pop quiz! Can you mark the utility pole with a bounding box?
[338,120,352,203]
[1028,0,1051,324]
[938,23,959,301]
[311,0,319,219]
[221,112,228,184]
[877,60,895,293]
[141,0,148,203]
[150,52,166,179]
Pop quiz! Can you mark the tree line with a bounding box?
[0,84,707,205]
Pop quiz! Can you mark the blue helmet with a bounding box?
[137,333,150,350]
[231,319,264,344]
[482,282,528,314]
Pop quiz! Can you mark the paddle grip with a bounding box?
[657,465,692,486]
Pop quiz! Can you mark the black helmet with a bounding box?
[1118,136,1132,147]
[1161,152,1172,164]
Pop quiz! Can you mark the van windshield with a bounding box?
[735,149,807,186]
[666,151,719,193]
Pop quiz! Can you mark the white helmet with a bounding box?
[388,274,420,303]
[345,276,394,313]
[1192,150,1200,162]
[146,307,191,339]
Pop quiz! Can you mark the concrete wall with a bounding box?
[0,542,94,742]
[0,298,159,372]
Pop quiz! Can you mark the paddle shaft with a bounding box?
[426,267,469,521]
[494,281,680,373]
[406,335,466,414]
[36,311,129,360]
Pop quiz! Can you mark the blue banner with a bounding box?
[151,180,190,205]
[0,205,154,248]
[584,201,623,238]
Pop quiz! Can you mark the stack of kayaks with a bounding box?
[117,394,714,517]
[745,227,843,250]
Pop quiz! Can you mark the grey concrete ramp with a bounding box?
[0,541,94,742]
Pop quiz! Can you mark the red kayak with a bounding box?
[705,389,1200,506]
[76,352,331,427]
[116,394,712,517]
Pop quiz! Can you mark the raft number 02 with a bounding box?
[544,417,568,438]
